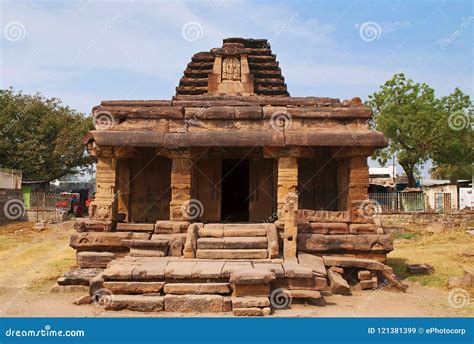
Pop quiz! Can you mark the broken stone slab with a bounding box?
[327,270,351,295]
[407,264,434,275]
[77,252,116,268]
[233,307,264,316]
[288,289,324,305]
[164,283,231,295]
[50,284,89,293]
[275,277,328,291]
[253,263,285,278]
[103,281,165,294]
[230,269,276,285]
[222,262,253,278]
[381,265,408,292]
[233,284,270,297]
[70,232,151,251]
[73,294,92,305]
[297,253,327,277]
[231,296,270,308]
[154,220,190,234]
[282,263,313,279]
[58,268,103,286]
[357,270,372,281]
[323,256,385,270]
[165,261,196,279]
[191,261,225,279]
[164,294,224,313]
[105,295,164,312]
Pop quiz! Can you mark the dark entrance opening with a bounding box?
[221,159,249,222]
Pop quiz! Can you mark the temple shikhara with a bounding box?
[66,38,405,314]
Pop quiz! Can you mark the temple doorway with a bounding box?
[221,159,250,222]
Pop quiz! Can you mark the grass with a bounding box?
[388,227,473,289]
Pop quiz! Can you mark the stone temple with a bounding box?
[67,38,404,314]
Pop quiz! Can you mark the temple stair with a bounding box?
[194,223,276,259]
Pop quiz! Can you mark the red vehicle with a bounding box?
[55,192,84,217]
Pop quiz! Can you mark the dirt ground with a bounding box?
[0,221,472,317]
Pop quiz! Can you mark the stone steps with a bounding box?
[196,249,268,259]
[197,237,268,249]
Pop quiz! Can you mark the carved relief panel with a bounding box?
[222,57,241,81]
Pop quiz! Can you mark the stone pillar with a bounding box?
[89,146,117,231]
[115,147,134,222]
[348,155,370,223]
[277,156,299,258]
[169,150,193,221]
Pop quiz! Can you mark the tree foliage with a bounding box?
[0,88,94,182]
[367,73,472,187]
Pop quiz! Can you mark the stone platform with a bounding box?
[67,253,406,316]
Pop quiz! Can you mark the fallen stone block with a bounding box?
[328,270,350,295]
[233,307,264,316]
[288,289,324,305]
[77,252,116,268]
[360,277,378,290]
[163,283,231,295]
[358,270,372,281]
[74,294,92,305]
[329,266,344,274]
[297,253,327,276]
[164,294,223,313]
[105,295,164,312]
[103,281,165,294]
[323,256,385,270]
[407,264,434,275]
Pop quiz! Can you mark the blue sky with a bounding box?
[1,0,473,175]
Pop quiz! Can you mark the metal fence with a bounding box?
[28,192,60,209]
[369,192,426,213]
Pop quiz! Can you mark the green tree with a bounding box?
[367,74,473,186]
[0,88,94,182]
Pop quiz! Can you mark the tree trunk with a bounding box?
[399,162,417,188]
